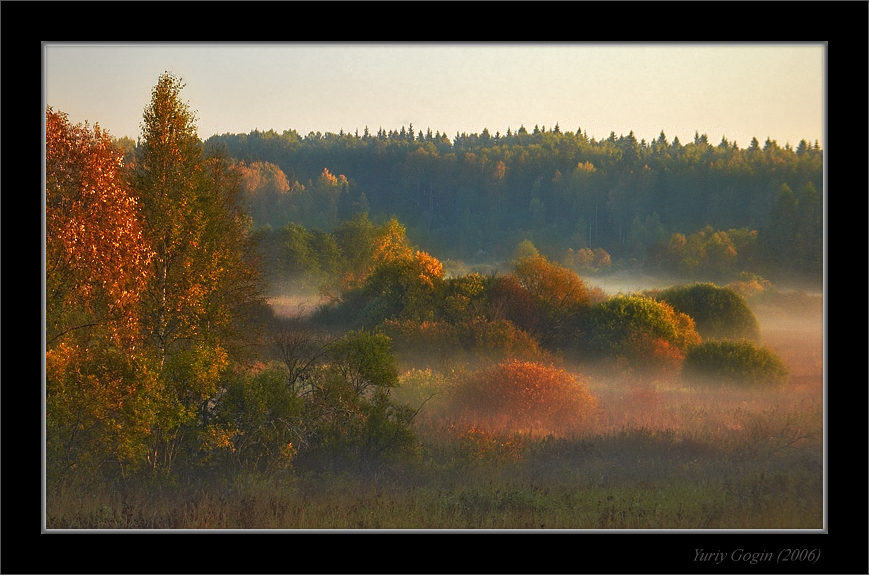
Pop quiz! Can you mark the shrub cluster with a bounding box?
[449,360,597,436]
[654,283,760,341]
[206,330,419,477]
[382,318,548,369]
[577,295,700,380]
[682,340,788,388]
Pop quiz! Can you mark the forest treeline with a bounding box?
[200,122,823,283]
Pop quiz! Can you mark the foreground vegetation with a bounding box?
[47,374,822,529]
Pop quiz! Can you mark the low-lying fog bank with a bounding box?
[586,271,681,296]
[268,292,328,318]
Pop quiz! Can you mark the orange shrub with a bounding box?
[450,360,597,436]
[618,333,687,382]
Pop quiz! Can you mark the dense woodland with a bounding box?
[197,120,822,285]
[46,73,823,529]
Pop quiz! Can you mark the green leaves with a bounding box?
[656,283,760,341]
[579,295,700,359]
[326,331,399,396]
[683,340,788,387]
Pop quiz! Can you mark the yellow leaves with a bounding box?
[203,424,239,452]
[47,336,160,473]
[513,254,589,310]
[413,250,444,288]
[371,218,412,266]
[318,167,339,187]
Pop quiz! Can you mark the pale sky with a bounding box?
[44,43,825,149]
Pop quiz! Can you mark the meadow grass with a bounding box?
[46,384,822,530]
[46,437,821,530]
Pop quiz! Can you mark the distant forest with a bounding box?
[115,123,823,285]
[187,125,822,285]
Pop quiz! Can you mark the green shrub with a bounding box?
[579,295,700,356]
[577,295,700,380]
[682,340,788,387]
[213,368,304,474]
[300,330,419,473]
[656,283,760,341]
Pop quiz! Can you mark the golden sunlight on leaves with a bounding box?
[46,107,154,346]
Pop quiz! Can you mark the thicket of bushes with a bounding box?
[449,360,597,436]
[652,283,760,341]
[682,340,789,388]
[308,224,783,391]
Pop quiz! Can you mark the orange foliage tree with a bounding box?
[512,254,591,348]
[450,360,597,436]
[46,108,153,346]
[46,107,157,484]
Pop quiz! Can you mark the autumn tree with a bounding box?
[129,72,266,472]
[512,254,590,348]
[332,214,415,292]
[486,273,540,335]
[341,249,445,329]
[236,161,296,229]
[46,108,153,346]
[45,107,156,485]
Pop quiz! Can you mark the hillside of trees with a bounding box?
[204,123,823,285]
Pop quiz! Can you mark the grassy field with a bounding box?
[45,295,823,530]
[45,408,822,530]
[46,385,822,529]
